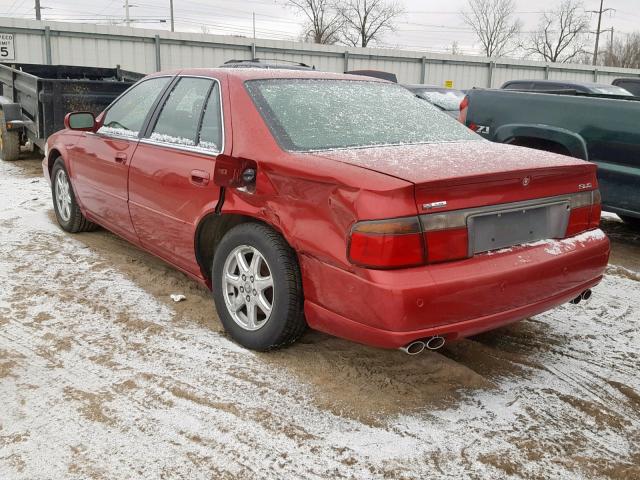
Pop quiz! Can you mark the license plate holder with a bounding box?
[468,201,570,255]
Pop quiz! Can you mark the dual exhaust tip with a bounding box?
[570,289,592,305]
[399,336,445,355]
[401,289,593,355]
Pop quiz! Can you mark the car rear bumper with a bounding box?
[300,229,610,349]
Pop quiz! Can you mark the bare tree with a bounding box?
[524,0,589,63]
[337,0,404,48]
[450,40,461,55]
[462,0,521,58]
[284,0,343,44]
[606,32,640,68]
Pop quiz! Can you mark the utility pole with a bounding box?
[253,12,256,42]
[589,0,615,65]
[35,0,41,20]
[170,0,174,32]
[125,0,131,27]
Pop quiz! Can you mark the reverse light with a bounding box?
[566,190,601,236]
[421,211,469,263]
[348,217,425,269]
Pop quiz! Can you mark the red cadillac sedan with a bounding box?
[43,68,609,353]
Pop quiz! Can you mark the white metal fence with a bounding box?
[1,17,639,89]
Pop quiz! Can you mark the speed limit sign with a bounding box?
[0,33,15,61]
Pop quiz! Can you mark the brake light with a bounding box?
[348,217,425,269]
[348,212,472,269]
[458,95,469,125]
[566,190,601,237]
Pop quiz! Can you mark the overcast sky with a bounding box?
[0,0,636,57]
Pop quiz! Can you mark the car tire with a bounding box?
[212,222,306,351]
[51,157,98,233]
[0,112,20,161]
[619,215,640,230]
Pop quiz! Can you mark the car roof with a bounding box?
[220,59,314,71]
[147,68,389,82]
[503,79,613,89]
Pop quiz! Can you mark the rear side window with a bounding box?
[197,82,223,152]
[503,82,531,90]
[151,77,213,146]
[532,82,565,91]
[100,77,170,138]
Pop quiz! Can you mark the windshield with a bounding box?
[413,89,465,111]
[246,79,478,151]
[590,85,633,96]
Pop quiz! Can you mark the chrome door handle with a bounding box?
[115,152,127,164]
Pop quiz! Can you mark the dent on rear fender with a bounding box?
[221,171,360,268]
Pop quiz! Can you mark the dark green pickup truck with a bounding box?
[461,89,640,226]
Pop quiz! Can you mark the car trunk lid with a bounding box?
[313,140,599,260]
[312,140,596,212]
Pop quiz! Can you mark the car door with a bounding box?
[72,76,171,241]
[128,76,225,274]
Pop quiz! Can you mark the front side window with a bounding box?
[100,77,170,138]
[246,79,478,151]
[151,77,212,146]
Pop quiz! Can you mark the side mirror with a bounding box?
[64,112,96,131]
[214,155,257,189]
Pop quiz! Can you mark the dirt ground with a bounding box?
[1,155,639,479]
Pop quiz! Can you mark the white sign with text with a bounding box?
[0,33,15,61]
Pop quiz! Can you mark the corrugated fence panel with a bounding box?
[13,30,44,63]
[492,65,545,87]
[2,17,640,89]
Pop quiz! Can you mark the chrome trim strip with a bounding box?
[138,137,220,157]
[419,191,596,231]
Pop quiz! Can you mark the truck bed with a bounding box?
[0,62,143,151]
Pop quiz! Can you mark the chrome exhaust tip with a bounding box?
[581,289,592,301]
[399,341,425,355]
[425,336,446,350]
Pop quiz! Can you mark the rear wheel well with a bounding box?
[195,213,269,281]
[508,137,572,157]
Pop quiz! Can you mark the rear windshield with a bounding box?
[245,79,478,151]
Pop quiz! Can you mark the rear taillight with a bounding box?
[566,190,601,237]
[348,212,471,269]
[348,217,425,269]
[458,95,469,125]
[421,211,469,263]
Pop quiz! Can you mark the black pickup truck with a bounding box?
[460,88,640,226]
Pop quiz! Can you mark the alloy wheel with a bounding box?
[55,169,72,222]
[222,245,274,331]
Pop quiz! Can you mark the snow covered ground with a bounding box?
[1,157,638,479]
